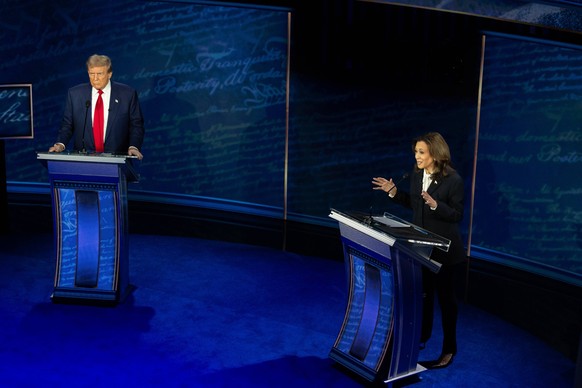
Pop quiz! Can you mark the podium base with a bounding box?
[51,284,135,306]
[330,347,427,385]
[384,363,426,384]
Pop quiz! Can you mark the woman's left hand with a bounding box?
[421,191,437,208]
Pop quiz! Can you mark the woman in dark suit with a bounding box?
[372,132,466,369]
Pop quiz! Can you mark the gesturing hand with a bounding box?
[372,177,396,194]
[421,191,437,208]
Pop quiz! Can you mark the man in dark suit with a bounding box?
[49,54,144,160]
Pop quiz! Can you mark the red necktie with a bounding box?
[93,90,104,152]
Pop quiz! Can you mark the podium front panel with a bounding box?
[331,243,394,379]
[54,186,119,292]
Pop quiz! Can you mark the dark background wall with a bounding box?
[1,0,581,361]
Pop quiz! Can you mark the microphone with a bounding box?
[387,172,409,195]
[81,100,90,153]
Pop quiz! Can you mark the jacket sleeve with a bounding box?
[432,173,464,223]
[128,89,145,150]
[56,89,75,146]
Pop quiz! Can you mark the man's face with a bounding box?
[88,65,112,90]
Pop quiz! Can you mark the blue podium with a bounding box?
[329,209,449,384]
[37,152,139,304]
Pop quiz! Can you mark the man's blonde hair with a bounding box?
[86,54,112,73]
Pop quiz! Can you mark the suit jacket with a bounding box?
[392,167,466,265]
[57,81,144,153]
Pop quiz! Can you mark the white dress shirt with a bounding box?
[422,169,433,192]
[423,169,437,210]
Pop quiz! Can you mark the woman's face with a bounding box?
[414,141,435,173]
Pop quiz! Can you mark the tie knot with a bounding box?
[98,90,103,95]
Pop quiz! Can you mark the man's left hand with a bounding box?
[128,147,143,160]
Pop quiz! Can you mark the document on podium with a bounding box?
[372,216,410,228]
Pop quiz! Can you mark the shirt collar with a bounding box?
[93,81,111,95]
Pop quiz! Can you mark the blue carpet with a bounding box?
[0,233,576,387]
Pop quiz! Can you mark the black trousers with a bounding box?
[420,262,465,355]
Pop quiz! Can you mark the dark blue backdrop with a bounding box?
[1,1,580,287]
[1,0,289,213]
[472,33,582,286]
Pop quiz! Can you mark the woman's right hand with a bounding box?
[372,177,396,195]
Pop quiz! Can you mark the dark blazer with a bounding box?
[392,167,466,265]
[57,81,144,153]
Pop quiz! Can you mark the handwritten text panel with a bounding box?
[474,34,582,285]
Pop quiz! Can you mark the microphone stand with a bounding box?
[387,172,409,195]
[81,100,90,154]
